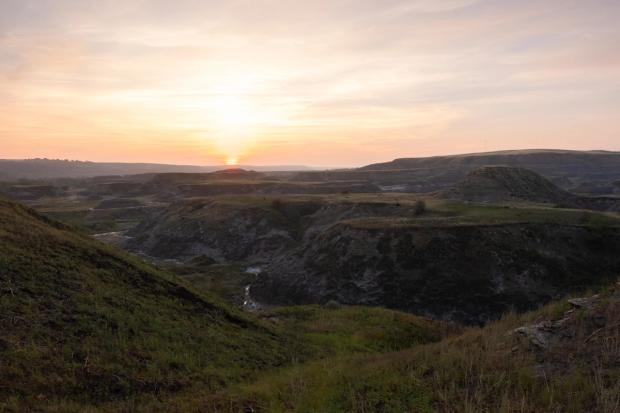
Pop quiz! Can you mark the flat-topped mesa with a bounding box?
[437,166,576,205]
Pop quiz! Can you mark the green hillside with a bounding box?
[0,197,294,411]
[184,282,620,413]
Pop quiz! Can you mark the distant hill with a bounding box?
[360,150,620,187]
[361,149,620,174]
[436,166,576,205]
[0,196,294,408]
[287,149,620,195]
[0,159,315,180]
[437,166,620,211]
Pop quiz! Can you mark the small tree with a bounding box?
[271,198,284,211]
[413,199,426,216]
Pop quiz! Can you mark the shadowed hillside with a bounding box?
[436,166,574,204]
[437,166,620,211]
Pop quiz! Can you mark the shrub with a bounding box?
[413,200,426,216]
[271,198,284,211]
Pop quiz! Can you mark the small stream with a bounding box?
[92,231,132,246]
[243,266,263,311]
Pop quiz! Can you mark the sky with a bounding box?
[0,0,619,167]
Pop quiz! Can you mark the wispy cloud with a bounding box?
[0,0,619,165]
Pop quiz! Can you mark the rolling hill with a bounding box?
[360,149,620,178]
[0,196,295,410]
[437,166,620,211]
[436,166,576,204]
[285,150,620,195]
[0,159,314,180]
[203,282,620,413]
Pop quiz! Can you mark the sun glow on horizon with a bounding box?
[225,157,239,166]
[2,2,619,165]
[203,74,293,168]
[212,95,259,133]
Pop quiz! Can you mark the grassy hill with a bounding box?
[436,166,575,205]
[436,166,620,212]
[0,197,298,411]
[361,149,620,176]
[166,282,620,413]
[283,150,620,196]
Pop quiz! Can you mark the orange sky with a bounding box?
[1,0,619,167]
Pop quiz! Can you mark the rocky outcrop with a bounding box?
[512,295,604,350]
[253,222,620,325]
[126,199,301,262]
[510,280,620,393]
[126,198,410,263]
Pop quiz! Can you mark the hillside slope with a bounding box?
[205,281,620,413]
[0,197,293,410]
[437,166,620,211]
[437,166,576,204]
[361,149,620,177]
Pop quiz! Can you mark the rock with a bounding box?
[567,298,592,308]
[324,300,342,309]
[512,321,554,349]
[567,295,598,308]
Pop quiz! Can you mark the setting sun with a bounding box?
[226,157,239,166]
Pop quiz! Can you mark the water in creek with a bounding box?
[243,266,263,311]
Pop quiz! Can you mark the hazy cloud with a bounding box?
[0,0,619,165]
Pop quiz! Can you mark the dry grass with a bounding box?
[178,282,620,413]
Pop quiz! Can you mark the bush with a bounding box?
[271,198,284,211]
[414,200,426,216]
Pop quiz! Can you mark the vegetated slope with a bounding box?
[361,149,620,179]
[437,166,620,211]
[205,281,620,413]
[436,166,576,204]
[256,305,449,357]
[0,197,294,410]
